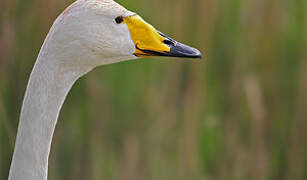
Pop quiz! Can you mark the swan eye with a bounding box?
[115,16,124,24]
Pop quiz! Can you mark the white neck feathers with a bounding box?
[8,44,92,180]
[8,0,137,179]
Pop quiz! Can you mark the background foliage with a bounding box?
[1,0,307,179]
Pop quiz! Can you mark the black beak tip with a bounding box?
[189,47,203,59]
[156,31,203,59]
[169,42,203,59]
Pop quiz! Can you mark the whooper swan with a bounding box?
[8,0,202,180]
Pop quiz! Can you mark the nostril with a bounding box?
[164,39,174,46]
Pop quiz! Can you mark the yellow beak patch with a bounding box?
[123,15,170,57]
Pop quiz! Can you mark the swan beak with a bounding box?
[124,15,202,59]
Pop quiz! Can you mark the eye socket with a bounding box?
[115,16,124,24]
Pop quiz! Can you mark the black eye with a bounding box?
[115,16,124,24]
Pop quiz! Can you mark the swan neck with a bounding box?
[8,54,91,180]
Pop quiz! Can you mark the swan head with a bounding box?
[47,0,202,68]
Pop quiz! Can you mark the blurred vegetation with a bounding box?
[1,0,307,179]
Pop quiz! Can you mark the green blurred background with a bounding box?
[1,0,307,179]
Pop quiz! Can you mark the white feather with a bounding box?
[8,1,137,179]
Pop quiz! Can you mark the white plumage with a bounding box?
[8,0,201,179]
